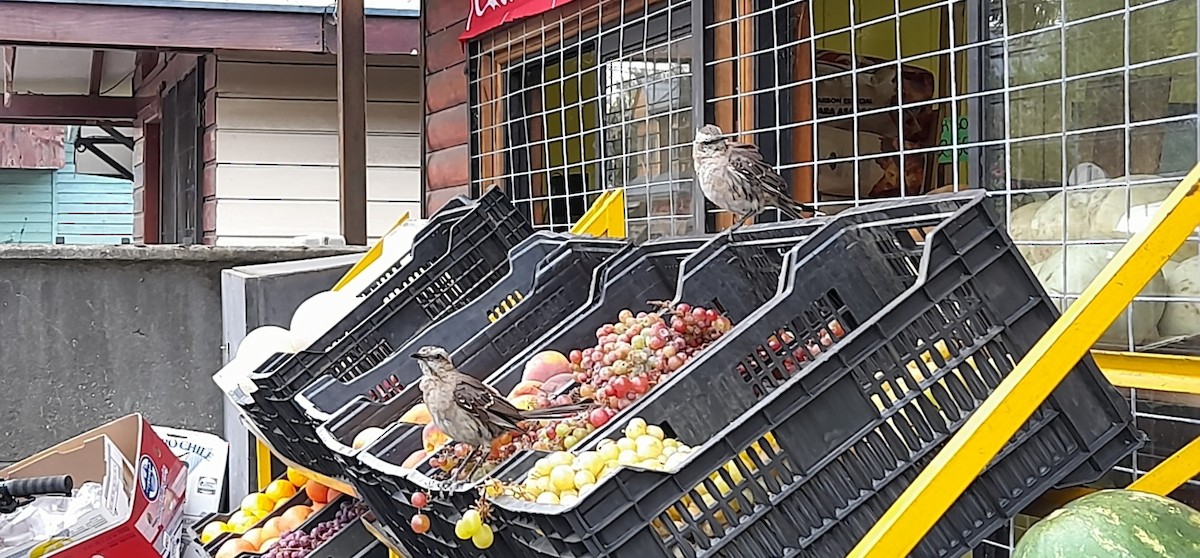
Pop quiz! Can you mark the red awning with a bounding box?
[459,0,577,42]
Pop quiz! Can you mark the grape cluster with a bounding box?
[523,304,732,453]
[262,501,369,558]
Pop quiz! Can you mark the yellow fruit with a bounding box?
[646,425,665,440]
[461,510,483,532]
[536,492,560,504]
[241,493,276,514]
[454,519,476,540]
[618,450,638,466]
[352,427,385,450]
[533,458,554,477]
[472,524,495,549]
[200,521,229,544]
[550,465,576,491]
[573,470,596,488]
[264,480,297,502]
[227,510,259,533]
[625,418,647,439]
[616,437,636,452]
[636,436,663,459]
[597,444,620,463]
[285,468,309,487]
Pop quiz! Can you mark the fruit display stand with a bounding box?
[234,189,632,558]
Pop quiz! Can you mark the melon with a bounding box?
[1014,490,1200,557]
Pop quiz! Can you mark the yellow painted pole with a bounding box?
[848,165,1200,557]
[1094,350,1200,395]
[1128,435,1200,496]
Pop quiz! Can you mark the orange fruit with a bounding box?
[304,481,330,504]
[265,479,297,502]
[281,505,313,528]
[261,517,283,540]
[285,468,308,488]
[215,539,255,558]
[273,498,289,511]
[241,528,265,549]
[325,488,343,503]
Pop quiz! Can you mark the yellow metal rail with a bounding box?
[849,165,1200,557]
[570,189,626,238]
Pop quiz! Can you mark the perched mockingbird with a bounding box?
[412,346,592,480]
[692,124,820,233]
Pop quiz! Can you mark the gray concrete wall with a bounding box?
[0,245,363,466]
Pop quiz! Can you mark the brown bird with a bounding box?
[411,346,592,481]
[692,124,821,233]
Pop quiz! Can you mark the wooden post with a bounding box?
[337,0,368,245]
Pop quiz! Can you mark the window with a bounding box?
[159,66,203,245]
[471,0,698,241]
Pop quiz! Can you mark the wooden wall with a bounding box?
[0,125,65,170]
[422,0,472,214]
[210,51,423,245]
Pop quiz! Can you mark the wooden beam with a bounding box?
[325,15,422,55]
[0,1,417,54]
[337,0,368,246]
[0,94,135,124]
[88,50,106,96]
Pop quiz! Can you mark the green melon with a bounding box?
[1014,489,1200,558]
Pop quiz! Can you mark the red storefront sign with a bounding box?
[459,0,578,42]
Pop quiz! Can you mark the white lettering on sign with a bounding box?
[474,0,513,17]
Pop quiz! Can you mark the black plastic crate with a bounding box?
[240,187,536,472]
[356,221,836,555]
[223,494,353,557]
[485,191,1142,558]
[298,234,630,422]
[348,235,723,557]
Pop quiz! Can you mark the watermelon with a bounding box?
[1014,489,1200,557]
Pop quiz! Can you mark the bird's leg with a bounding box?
[457,447,485,486]
[725,213,750,238]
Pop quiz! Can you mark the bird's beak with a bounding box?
[409,353,420,360]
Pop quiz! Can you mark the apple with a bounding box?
[422,423,450,454]
[522,350,572,383]
[540,373,575,396]
[402,449,428,468]
[399,403,432,425]
[508,380,544,398]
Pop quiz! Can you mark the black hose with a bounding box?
[0,475,74,498]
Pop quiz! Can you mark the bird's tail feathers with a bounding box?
[521,400,594,420]
[777,198,821,220]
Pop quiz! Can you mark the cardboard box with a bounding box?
[152,427,228,526]
[0,415,187,558]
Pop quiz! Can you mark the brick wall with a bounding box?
[421,0,471,214]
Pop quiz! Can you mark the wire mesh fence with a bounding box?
[466,0,1200,553]
[469,0,699,242]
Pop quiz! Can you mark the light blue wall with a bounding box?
[52,136,134,245]
[0,129,133,245]
[0,170,54,244]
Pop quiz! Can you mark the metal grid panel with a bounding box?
[469,0,698,242]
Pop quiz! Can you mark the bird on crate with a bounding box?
[411,345,593,485]
[692,124,822,235]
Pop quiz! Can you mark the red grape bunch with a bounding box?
[263,501,369,558]
[521,303,732,453]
